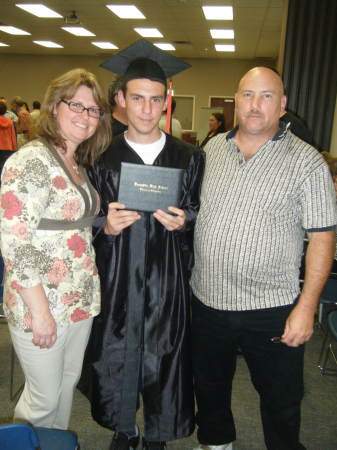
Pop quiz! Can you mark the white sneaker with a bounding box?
[193,444,233,450]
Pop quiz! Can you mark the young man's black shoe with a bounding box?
[109,431,140,450]
[142,438,167,450]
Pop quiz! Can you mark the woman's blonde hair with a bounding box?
[38,68,111,167]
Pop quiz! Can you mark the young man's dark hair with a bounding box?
[32,101,41,110]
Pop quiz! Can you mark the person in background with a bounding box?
[108,76,128,136]
[200,112,226,148]
[159,97,183,139]
[280,109,315,147]
[0,101,16,177]
[0,96,18,125]
[15,99,33,148]
[30,100,41,128]
[267,68,315,147]
[190,67,336,450]
[0,68,111,430]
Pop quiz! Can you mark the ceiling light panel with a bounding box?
[33,40,63,48]
[215,44,235,52]
[210,29,234,39]
[16,4,62,18]
[202,6,233,20]
[92,41,118,49]
[61,27,95,37]
[0,26,31,35]
[106,4,145,19]
[134,28,163,37]
[154,43,175,51]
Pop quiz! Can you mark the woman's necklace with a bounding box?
[71,162,80,175]
[57,149,80,176]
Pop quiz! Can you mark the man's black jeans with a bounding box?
[191,294,306,450]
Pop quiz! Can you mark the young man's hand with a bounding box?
[153,207,186,231]
[104,202,141,235]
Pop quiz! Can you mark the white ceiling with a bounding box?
[0,0,285,59]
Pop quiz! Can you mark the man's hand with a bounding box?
[153,207,186,231]
[104,202,141,235]
[31,311,57,349]
[281,302,315,347]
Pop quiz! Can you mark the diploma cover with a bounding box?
[118,162,184,212]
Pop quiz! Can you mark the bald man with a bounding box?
[190,67,336,450]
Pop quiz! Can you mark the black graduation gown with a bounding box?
[82,133,204,442]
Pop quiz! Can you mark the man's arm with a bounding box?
[281,230,335,347]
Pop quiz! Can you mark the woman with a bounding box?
[15,99,33,148]
[200,112,226,148]
[0,68,111,429]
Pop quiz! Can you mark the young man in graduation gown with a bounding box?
[82,41,205,450]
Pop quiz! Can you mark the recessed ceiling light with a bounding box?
[16,4,62,18]
[210,29,234,39]
[106,4,145,19]
[215,44,235,52]
[0,25,31,35]
[61,27,95,37]
[154,43,175,51]
[92,41,118,49]
[0,42,9,47]
[134,28,163,38]
[202,6,233,20]
[33,40,63,48]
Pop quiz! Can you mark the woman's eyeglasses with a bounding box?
[61,100,103,119]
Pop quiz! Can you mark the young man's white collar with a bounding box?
[124,131,166,165]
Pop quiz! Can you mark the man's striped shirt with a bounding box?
[190,128,337,311]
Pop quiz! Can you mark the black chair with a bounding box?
[317,277,337,329]
[318,310,337,375]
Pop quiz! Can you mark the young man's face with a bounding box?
[118,78,167,143]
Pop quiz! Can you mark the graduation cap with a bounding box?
[101,39,191,135]
[100,38,191,87]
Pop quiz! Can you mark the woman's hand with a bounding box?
[19,285,58,349]
[31,310,57,349]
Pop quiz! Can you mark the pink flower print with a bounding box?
[11,280,23,291]
[5,292,17,308]
[52,176,67,190]
[2,168,19,184]
[82,255,94,271]
[71,308,90,323]
[24,312,32,330]
[61,198,81,220]
[61,292,81,305]
[1,191,23,219]
[47,258,68,285]
[67,234,86,258]
[11,222,28,239]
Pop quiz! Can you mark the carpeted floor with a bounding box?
[0,320,336,450]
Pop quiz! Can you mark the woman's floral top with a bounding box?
[0,138,101,330]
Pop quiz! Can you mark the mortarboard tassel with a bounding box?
[165,81,173,135]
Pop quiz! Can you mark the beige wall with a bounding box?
[0,53,274,132]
